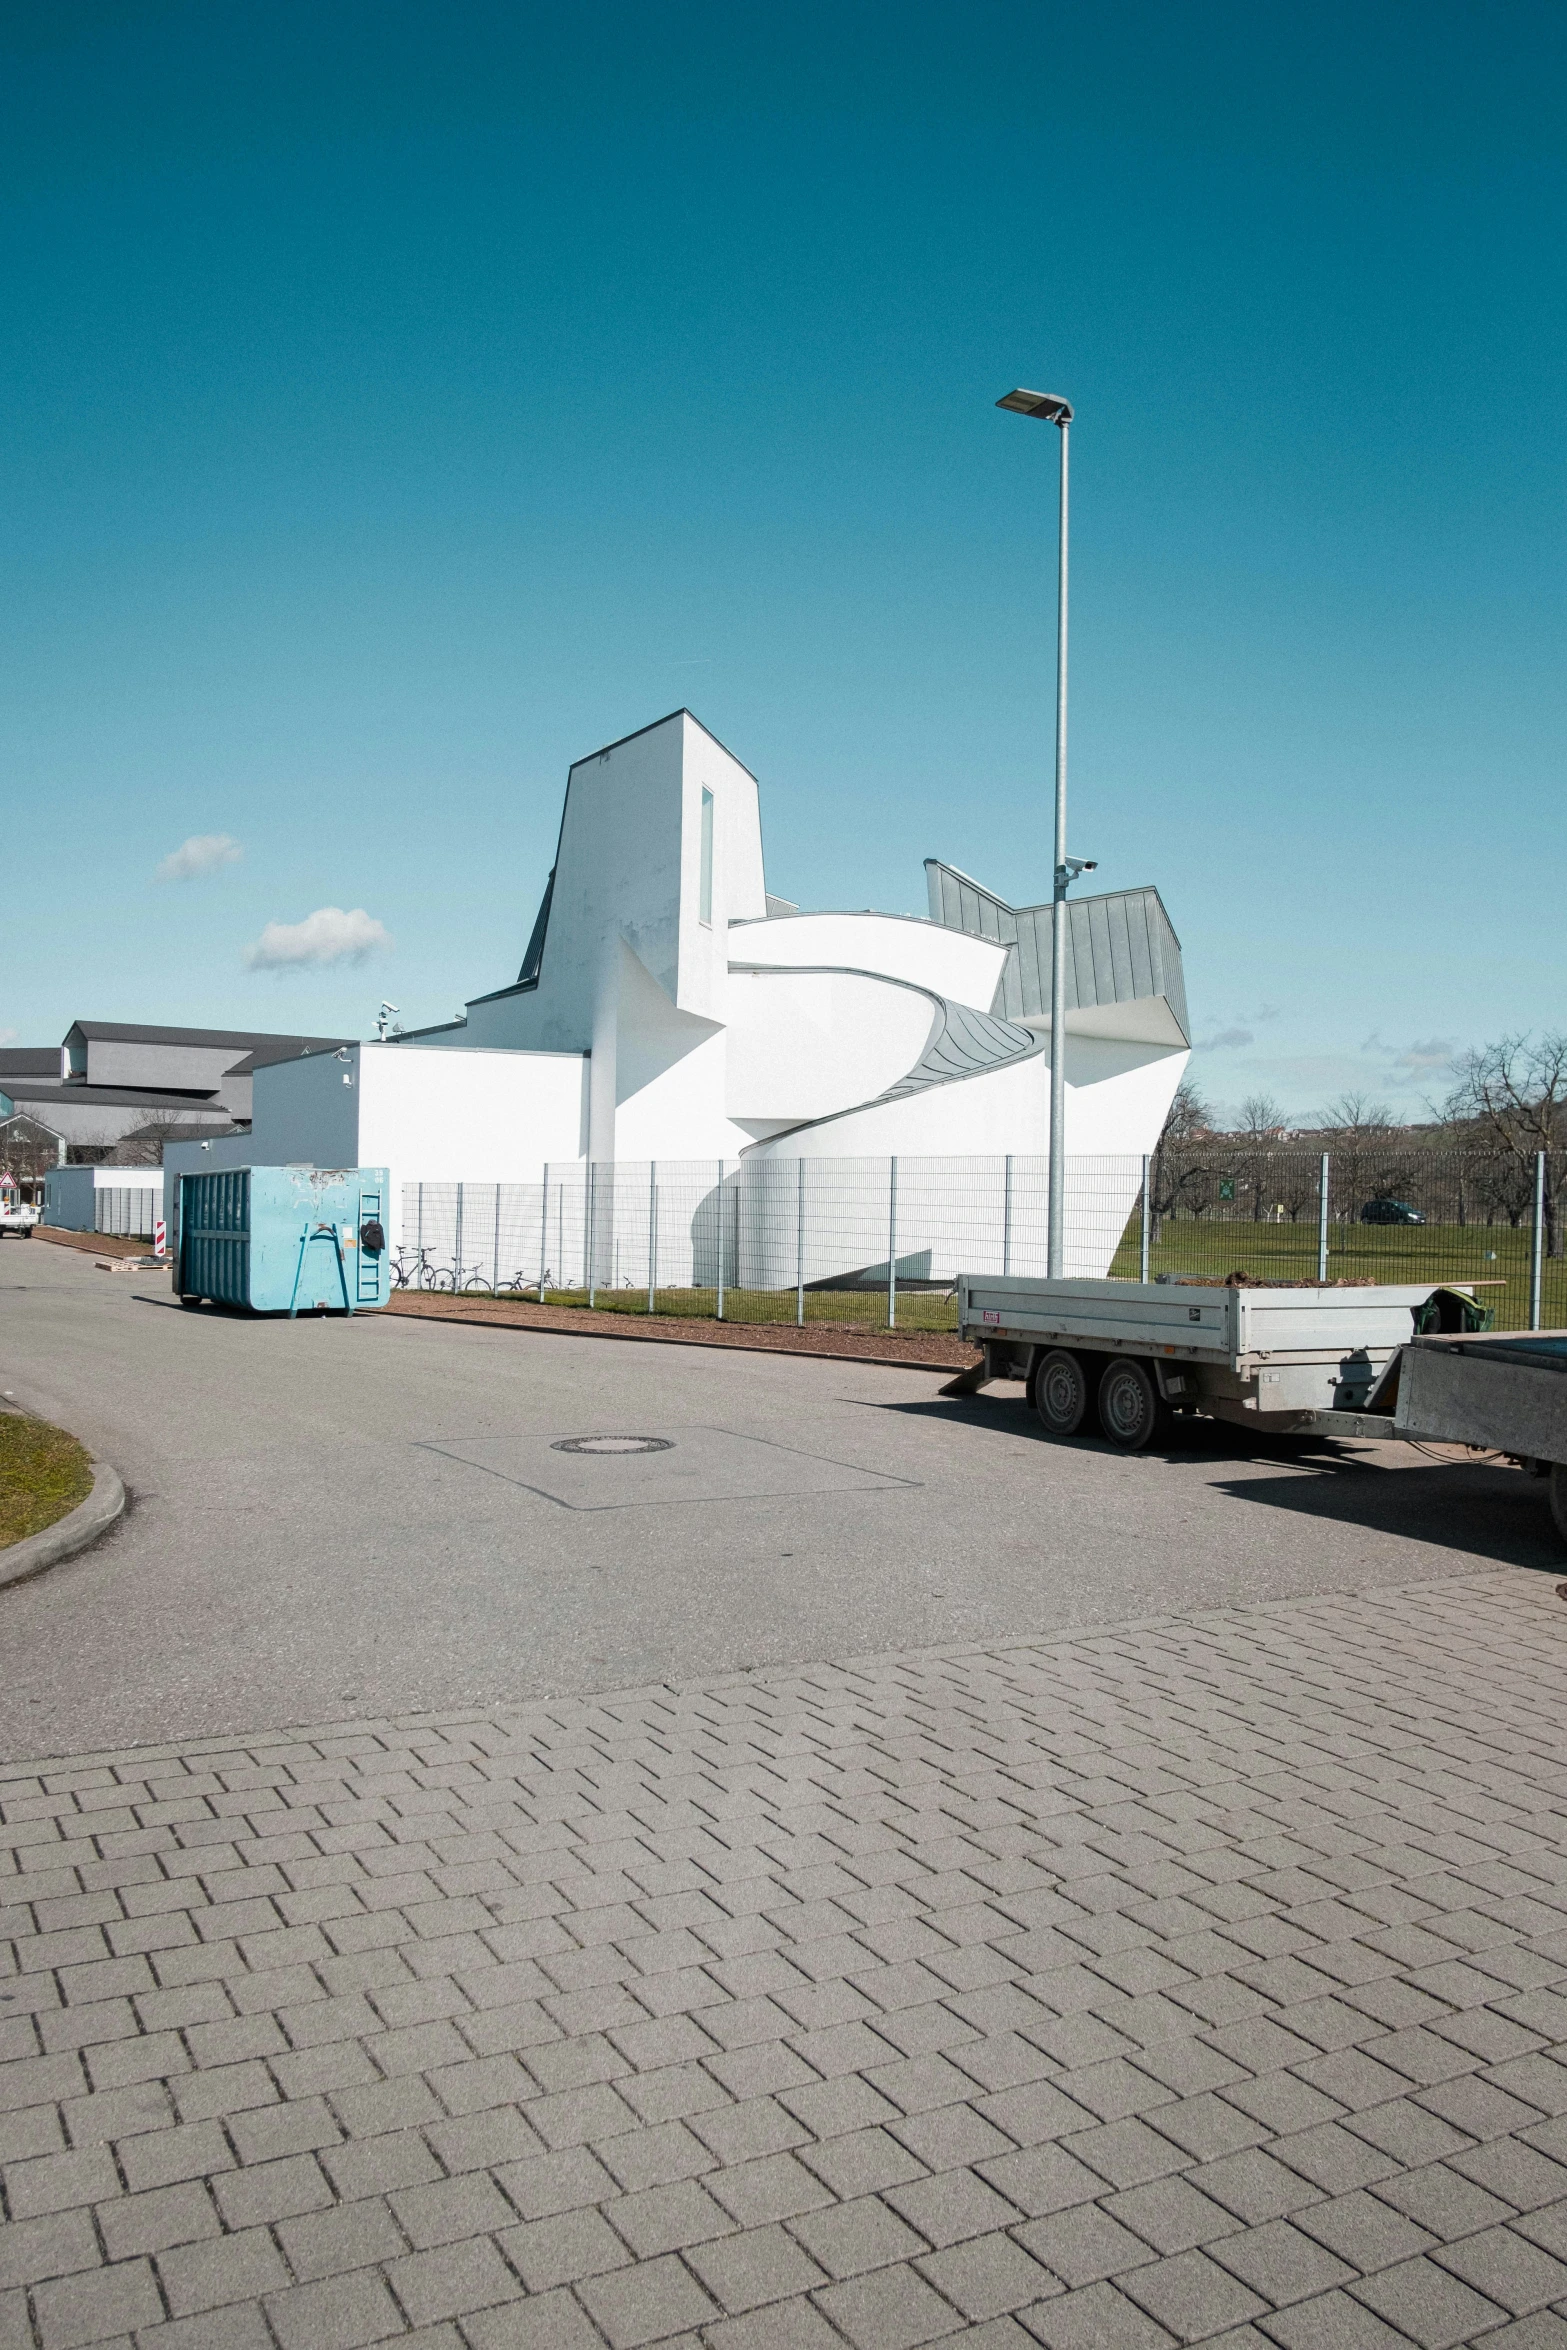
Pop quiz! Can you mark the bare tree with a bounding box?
[1147,1078,1217,1242]
[1231,1096,1287,1219]
[1320,1091,1397,1139]
[1237,1093,1285,1139]
[1159,1074,1213,1147]
[1443,1032,1567,1254]
[0,1115,61,1196]
[117,1110,202,1168]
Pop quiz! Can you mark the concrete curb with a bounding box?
[0,1461,127,1592]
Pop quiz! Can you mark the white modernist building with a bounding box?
[167,710,1189,1281]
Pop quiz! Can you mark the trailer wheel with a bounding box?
[1551,1463,1567,1548]
[1034,1349,1093,1438]
[1098,1357,1171,1452]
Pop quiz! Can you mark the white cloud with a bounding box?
[0,1027,16,1047]
[244,907,392,972]
[156,832,243,882]
[1395,1037,1457,1076]
[1196,1025,1255,1051]
[1360,1031,1458,1077]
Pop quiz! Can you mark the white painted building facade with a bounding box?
[166,710,1190,1280]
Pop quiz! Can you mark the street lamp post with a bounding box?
[996,387,1091,1278]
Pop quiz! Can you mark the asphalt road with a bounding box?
[2,1240,1559,1759]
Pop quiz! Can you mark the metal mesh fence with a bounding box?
[1125,1147,1565,1331]
[398,1156,1142,1331]
[397,1149,1565,1334]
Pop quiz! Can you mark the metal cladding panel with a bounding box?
[1147,895,1190,1038]
[925,861,1189,1042]
[179,1166,390,1312]
[1126,897,1155,1001]
[1105,893,1135,1001]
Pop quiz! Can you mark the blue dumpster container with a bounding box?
[178,1166,391,1315]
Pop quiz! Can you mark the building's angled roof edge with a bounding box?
[466,979,539,1008]
[728,909,965,934]
[65,1020,353,1053]
[924,859,1183,946]
[567,708,758,782]
[383,1018,470,1040]
[0,1081,243,1111]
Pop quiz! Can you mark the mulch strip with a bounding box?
[32,1226,154,1261]
[385,1290,980,1372]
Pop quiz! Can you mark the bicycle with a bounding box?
[500,1264,552,1299]
[391,1245,443,1290]
[425,1258,490,1293]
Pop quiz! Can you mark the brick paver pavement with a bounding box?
[6,1566,1567,2349]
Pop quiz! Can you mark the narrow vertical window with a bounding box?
[699,788,714,925]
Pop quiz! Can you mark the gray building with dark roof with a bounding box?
[0,1022,353,1156]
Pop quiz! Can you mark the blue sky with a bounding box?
[4,1,1562,1121]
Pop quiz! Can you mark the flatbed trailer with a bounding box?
[954,1274,1567,1547]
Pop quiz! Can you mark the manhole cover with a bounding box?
[550,1435,674,1456]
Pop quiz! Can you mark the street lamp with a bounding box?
[996,387,1089,1279]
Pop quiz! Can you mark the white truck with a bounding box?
[0,1181,39,1238]
[953,1274,1567,1545]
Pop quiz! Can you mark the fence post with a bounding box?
[417,1182,425,1285]
[796,1160,806,1327]
[1003,1154,1014,1277]
[715,1160,726,1320]
[1532,1151,1546,1331]
[453,1184,464,1289]
[648,1162,657,1314]
[538,1164,549,1302]
[887,1156,898,1331]
[587,1165,597,1308]
[1317,1151,1330,1285]
[1140,1155,1151,1284]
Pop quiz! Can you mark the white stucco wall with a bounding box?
[357,1043,586,1200]
[744,1041,1189,1165]
[724,970,935,1127]
[163,1044,591,1258]
[728,911,1005,1013]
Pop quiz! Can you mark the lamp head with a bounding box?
[997,389,1073,425]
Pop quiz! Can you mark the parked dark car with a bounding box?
[1360,1196,1425,1225]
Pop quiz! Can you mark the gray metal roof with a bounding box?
[0,1078,241,1113]
[64,1022,350,1058]
[924,862,1189,1042]
[0,1049,58,1078]
[875,998,1042,1104]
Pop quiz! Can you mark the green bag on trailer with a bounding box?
[1412,1286,1495,1336]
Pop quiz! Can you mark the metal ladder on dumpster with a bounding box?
[355,1187,383,1306]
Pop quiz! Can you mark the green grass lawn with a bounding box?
[448,1284,964,1332]
[417,1220,1566,1338]
[1108,1217,1564,1331]
[0,1412,93,1549]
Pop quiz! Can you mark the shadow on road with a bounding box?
[1202,1452,1564,1571]
[867,1391,1565,1571]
